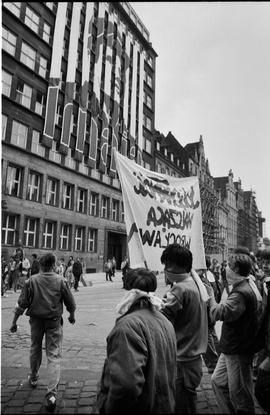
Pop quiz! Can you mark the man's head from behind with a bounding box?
[261,247,270,279]
[125,268,157,292]
[228,249,252,278]
[161,244,193,274]
[39,253,56,272]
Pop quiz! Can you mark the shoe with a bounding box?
[46,394,57,412]
[28,374,38,388]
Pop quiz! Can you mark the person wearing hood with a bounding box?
[97,267,177,414]
[160,244,208,414]
[209,247,263,414]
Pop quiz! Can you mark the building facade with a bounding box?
[2,2,157,270]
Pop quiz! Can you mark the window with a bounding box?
[121,201,125,223]
[87,228,97,252]
[146,55,153,68]
[62,183,74,210]
[101,196,110,219]
[31,130,45,157]
[49,141,61,163]
[144,161,151,170]
[45,2,56,12]
[42,220,56,249]
[144,93,152,109]
[144,137,152,154]
[143,115,152,131]
[77,188,87,213]
[145,72,153,88]
[112,200,120,221]
[25,6,40,34]
[27,171,41,202]
[16,79,32,109]
[2,213,19,245]
[170,153,174,162]
[3,2,21,18]
[2,70,12,97]
[156,141,160,151]
[43,22,51,43]
[35,91,45,115]
[90,193,99,216]
[56,104,63,126]
[10,120,28,148]
[60,223,72,250]
[6,164,23,197]
[164,148,168,157]
[75,226,85,251]
[46,177,59,206]
[24,217,38,247]
[2,27,17,56]
[39,56,48,78]
[20,42,36,70]
[2,115,8,140]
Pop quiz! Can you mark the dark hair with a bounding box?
[205,256,211,269]
[32,254,37,259]
[125,268,157,292]
[161,244,193,273]
[261,247,270,260]
[39,253,56,272]
[229,252,252,277]
[234,246,250,256]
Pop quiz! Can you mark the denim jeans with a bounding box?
[211,352,254,414]
[29,316,63,397]
[175,356,202,414]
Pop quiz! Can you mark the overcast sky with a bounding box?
[131,1,270,238]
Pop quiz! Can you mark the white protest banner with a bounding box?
[114,150,206,272]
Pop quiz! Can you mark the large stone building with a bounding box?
[214,170,238,253]
[1,2,157,270]
[185,136,219,256]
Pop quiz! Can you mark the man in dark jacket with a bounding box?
[255,247,270,413]
[209,248,263,414]
[97,268,177,414]
[31,254,40,276]
[72,258,83,292]
[10,253,76,412]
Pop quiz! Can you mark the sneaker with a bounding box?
[28,375,38,388]
[46,395,57,412]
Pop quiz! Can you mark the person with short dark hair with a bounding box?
[72,257,82,292]
[97,267,177,414]
[209,248,263,414]
[9,253,76,412]
[160,244,208,414]
[31,253,40,276]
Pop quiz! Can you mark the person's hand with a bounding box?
[68,314,75,324]
[259,356,270,372]
[10,324,17,333]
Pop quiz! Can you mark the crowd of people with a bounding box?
[4,244,270,413]
[1,250,86,296]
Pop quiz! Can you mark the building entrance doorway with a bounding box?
[107,231,127,270]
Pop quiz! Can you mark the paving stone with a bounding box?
[68,381,84,388]
[82,386,96,392]
[59,408,75,414]
[6,380,20,387]
[2,408,24,414]
[78,407,92,414]
[13,391,30,400]
[23,404,43,413]
[61,399,77,408]
[7,400,25,407]
[78,397,96,406]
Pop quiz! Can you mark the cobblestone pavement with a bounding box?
[1,272,266,414]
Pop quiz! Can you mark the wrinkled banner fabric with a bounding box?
[115,150,206,272]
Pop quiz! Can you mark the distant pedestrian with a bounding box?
[220,259,230,296]
[104,259,113,282]
[111,257,116,277]
[97,268,177,413]
[72,258,82,292]
[121,257,129,288]
[160,244,208,414]
[9,253,76,412]
[7,256,16,290]
[31,254,40,276]
[67,256,73,268]
[65,261,74,289]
